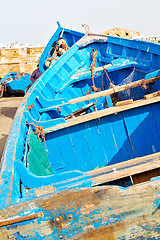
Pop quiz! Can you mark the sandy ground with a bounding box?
[0,97,23,160]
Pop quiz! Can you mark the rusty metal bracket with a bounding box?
[27,104,34,111]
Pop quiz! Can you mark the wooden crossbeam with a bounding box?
[88,152,160,186]
[44,95,160,134]
[39,75,160,115]
[69,76,160,105]
[87,152,160,176]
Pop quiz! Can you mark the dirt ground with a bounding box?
[0,97,23,160]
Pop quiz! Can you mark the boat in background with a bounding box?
[1,33,160,239]
[0,72,31,97]
[39,21,85,73]
[0,22,84,98]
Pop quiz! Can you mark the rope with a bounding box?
[90,48,97,90]
[102,66,116,93]
[26,122,49,154]
[86,49,100,95]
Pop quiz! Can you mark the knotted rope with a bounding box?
[26,122,49,154]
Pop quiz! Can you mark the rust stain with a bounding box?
[49,213,75,231]
[75,214,149,240]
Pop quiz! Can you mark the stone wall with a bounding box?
[101,28,140,39]
[0,47,45,78]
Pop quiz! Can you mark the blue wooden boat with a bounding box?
[0,72,31,96]
[39,21,85,73]
[1,34,160,239]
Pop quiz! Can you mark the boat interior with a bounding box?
[7,35,160,199]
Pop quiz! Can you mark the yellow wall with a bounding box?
[0,47,45,78]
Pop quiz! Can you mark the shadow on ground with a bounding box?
[0,134,8,160]
[1,107,18,119]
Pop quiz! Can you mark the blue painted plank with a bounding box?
[39,112,51,122]
[150,102,160,141]
[96,116,121,165]
[83,120,108,169]
[108,113,134,164]
[72,81,89,100]
[48,128,79,173]
[123,109,147,157]
[106,96,113,107]
[68,123,94,172]
[45,133,65,172]
[29,104,41,120]
[136,106,160,154]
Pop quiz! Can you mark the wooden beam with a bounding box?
[44,95,160,133]
[91,158,160,186]
[116,99,133,106]
[144,91,160,100]
[69,76,160,105]
[87,152,160,176]
[39,76,160,114]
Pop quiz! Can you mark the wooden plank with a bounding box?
[45,132,65,172]
[68,123,94,172]
[123,108,146,157]
[132,168,160,185]
[136,105,160,155]
[39,75,160,115]
[144,91,160,99]
[0,182,160,239]
[44,96,160,133]
[96,117,121,165]
[151,103,160,141]
[108,113,134,164]
[91,158,160,186]
[87,151,160,176]
[46,128,78,172]
[82,121,108,168]
[64,102,95,120]
[40,76,160,113]
[69,76,160,105]
[116,99,133,106]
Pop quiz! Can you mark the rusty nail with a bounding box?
[67,214,74,220]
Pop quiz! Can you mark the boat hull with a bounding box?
[1,72,31,96]
[1,34,160,239]
[0,180,160,239]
